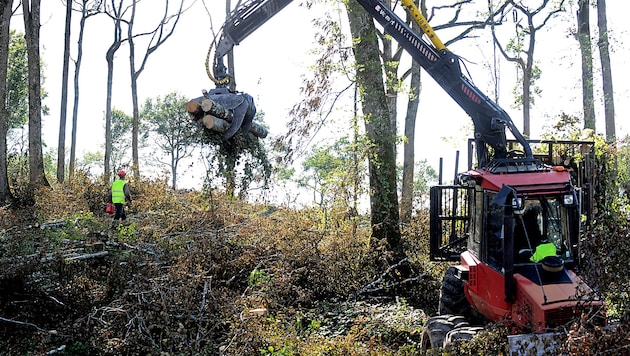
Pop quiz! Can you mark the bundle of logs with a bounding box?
[185,96,268,139]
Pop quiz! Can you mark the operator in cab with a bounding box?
[530,238,557,262]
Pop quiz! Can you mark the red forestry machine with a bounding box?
[186,0,606,354]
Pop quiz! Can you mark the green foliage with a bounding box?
[543,114,630,342]
[3,29,55,190]
[249,268,271,286]
[5,29,49,145]
[299,136,366,210]
[542,112,585,141]
[411,159,438,208]
[6,30,29,130]
[448,323,511,355]
[109,108,133,171]
[274,164,295,182]
[260,344,294,356]
[199,111,272,199]
[114,222,138,243]
[141,92,198,188]
[75,151,105,178]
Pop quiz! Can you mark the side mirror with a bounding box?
[512,197,524,214]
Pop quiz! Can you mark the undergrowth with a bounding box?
[1,167,629,355]
[0,175,440,355]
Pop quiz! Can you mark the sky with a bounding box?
[9,0,630,194]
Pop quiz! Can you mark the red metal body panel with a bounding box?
[467,168,572,193]
[511,270,603,332]
[461,251,510,322]
[461,252,603,332]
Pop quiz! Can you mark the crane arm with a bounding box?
[205,0,535,167]
[212,0,293,85]
[355,0,532,167]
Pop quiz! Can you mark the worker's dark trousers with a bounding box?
[113,203,126,221]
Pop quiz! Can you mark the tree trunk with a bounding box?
[0,0,13,203]
[381,1,399,154]
[346,1,403,262]
[186,99,268,138]
[70,0,93,179]
[128,0,140,178]
[491,2,565,139]
[400,61,421,223]
[126,0,184,179]
[521,61,531,138]
[171,151,177,190]
[104,0,124,182]
[57,0,72,183]
[400,1,425,223]
[597,0,615,142]
[23,0,48,189]
[522,15,537,139]
[577,0,595,130]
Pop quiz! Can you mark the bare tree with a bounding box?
[491,0,565,138]
[400,57,421,223]
[0,0,15,203]
[22,0,49,189]
[104,0,125,181]
[125,0,185,178]
[68,0,103,178]
[57,0,72,183]
[597,0,615,142]
[399,1,422,224]
[577,0,595,130]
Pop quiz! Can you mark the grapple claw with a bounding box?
[205,89,257,140]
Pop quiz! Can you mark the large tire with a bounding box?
[420,315,469,355]
[443,326,485,351]
[438,266,472,317]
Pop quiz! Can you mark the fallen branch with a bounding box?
[65,251,109,262]
[357,258,435,296]
[0,316,46,331]
[46,345,66,355]
[122,242,156,255]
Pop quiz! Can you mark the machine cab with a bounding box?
[481,191,579,271]
[430,166,582,269]
[429,139,593,266]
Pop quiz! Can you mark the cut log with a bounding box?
[186,98,268,138]
[185,100,203,117]
[201,115,230,132]
[198,115,267,138]
[246,122,268,138]
[200,98,233,121]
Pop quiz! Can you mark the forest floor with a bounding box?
[0,177,628,355]
[0,180,447,355]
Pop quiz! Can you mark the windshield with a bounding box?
[485,194,574,268]
[515,197,568,254]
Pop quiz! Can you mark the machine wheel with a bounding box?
[438,266,472,317]
[420,315,469,355]
[443,326,485,351]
